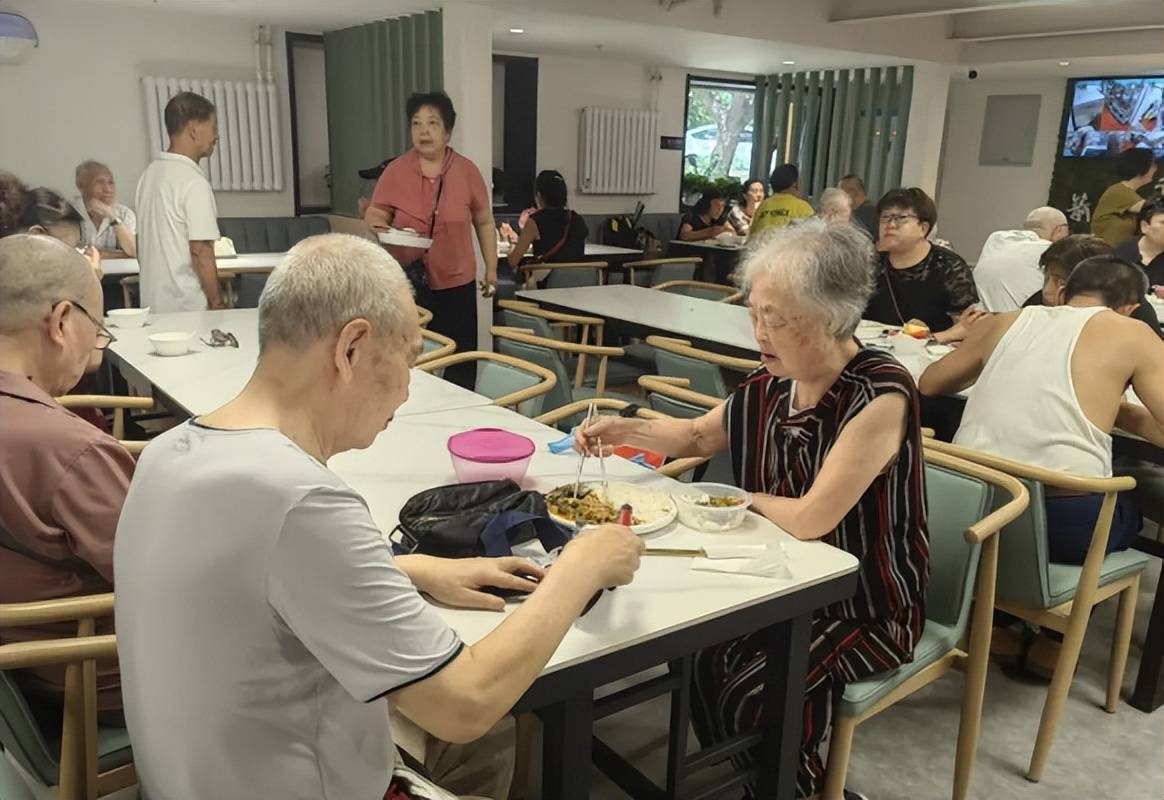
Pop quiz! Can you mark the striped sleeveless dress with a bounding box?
[690,348,930,798]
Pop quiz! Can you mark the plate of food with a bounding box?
[544,481,678,536]
[378,228,434,248]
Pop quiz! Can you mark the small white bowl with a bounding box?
[107,307,150,328]
[673,483,753,532]
[148,331,194,357]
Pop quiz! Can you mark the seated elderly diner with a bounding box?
[0,234,131,725]
[576,220,930,800]
[72,159,137,258]
[113,233,645,800]
[973,206,1068,312]
[920,255,1164,565]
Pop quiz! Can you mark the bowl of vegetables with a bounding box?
[673,483,753,532]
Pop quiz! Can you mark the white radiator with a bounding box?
[141,76,284,192]
[577,107,658,195]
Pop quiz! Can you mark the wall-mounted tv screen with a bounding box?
[1062,76,1163,158]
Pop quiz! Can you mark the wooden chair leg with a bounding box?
[1107,577,1140,713]
[954,538,997,800]
[1027,607,1090,781]
[508,712,539,800]
[822,714,857,800]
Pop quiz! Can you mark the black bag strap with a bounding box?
[532,211,574,264]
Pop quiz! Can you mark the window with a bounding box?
[492,55,539,214]
[286,32,331,214]
[681,77,756,206]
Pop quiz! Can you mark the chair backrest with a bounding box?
[923,462,993,631]
[649,262,697,286]
[0,672,57,786]
[476,360,547,417]
[498,307,559,340]
[544,265,603,289]
[0,746,37,800]
[993,477,1054,609]
[646,392,705,420]
[653,349,728,397]
[494,338,574,413]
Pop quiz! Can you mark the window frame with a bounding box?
[679,74,758,212]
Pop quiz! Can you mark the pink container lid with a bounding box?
[447,428,536,464]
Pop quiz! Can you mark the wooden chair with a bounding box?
[823,446,1029,800]
[534,398,707,480]
[517,261,608,290]
[653,279,744,304]
[642,335,758,397]
[636,376,733,484]
[417,305,433,329]
[416,351,557,417]
[922,438,1150,781]
[119,273,238,309]
[416,329,456,367]
[622,257,701,287]
[0,595,134,800]
[55,395,154,441]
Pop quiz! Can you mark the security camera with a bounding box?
[968,69,979,80]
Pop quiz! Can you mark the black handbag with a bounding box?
[390,479,570,559]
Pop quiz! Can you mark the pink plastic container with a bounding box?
[447,428,536,483]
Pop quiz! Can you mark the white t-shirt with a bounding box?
[71,198,137,252]
[134,153,221,312]
[972,229,1050,312]
[114,422,462,800]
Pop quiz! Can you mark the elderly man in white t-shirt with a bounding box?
[973,206,1070,312]
[114,233,644,800]
[72,160,137,258]
[135,91,223,312]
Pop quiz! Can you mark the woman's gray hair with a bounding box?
[258,233,413,352]
[75,160,111,192]
[739,218,876,340]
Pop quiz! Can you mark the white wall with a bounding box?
[935,78,1066,258]
[292,44,331,209]
[0,0,295,217]
[900,63,953,198]
[530,53,692,215]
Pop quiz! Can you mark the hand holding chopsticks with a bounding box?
[573,402,609,498]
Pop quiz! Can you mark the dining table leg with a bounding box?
[540,691,596,800]
[755,613,813,800]
[1129,533,1164,712]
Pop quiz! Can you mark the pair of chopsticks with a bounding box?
[644,548,705,557]
[573,402,609,498]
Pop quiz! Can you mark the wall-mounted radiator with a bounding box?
[142,76,284,192]
[577,107,658,195]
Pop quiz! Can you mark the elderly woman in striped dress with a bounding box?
[576,219,930,799]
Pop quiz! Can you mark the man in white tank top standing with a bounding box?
[920,256,1164,565]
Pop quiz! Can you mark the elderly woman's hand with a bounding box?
[574,415,627,457]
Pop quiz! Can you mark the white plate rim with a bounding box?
[547,481,678,536]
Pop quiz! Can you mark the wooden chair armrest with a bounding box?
[517,261,609,272]
[643,335,760,371]
[638,375,723,409]
[657,456,710,480]
[491,326,625,357]
[0,593,116,628]
[498,300,606,328]
[56,395,155,411]
[0,635,118,671]
[535,398,632,426]
[120,440,148,457]
[921,438,1136,494]
[415,329,457,366]
[623,257,703,267]
[416,351,557,410]
[416,306,434,327]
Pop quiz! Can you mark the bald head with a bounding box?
[1024,206,1069,242]
[258,233,415,353]
[0,234,98,334]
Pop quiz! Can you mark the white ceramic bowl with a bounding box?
[673,483,753,532]
[148,331,194,356]
[106,307,150,328]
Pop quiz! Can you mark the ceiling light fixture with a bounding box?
[509,27,525,34]
[1059,60,1071,66]
[0,11,37,64]
[782,60,796,65]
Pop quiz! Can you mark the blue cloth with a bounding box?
[1044,492,1142,565]
[548,432,576,454]
[479,510,572,558]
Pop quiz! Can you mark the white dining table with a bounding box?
[99,251,287,278]
[331,402,858,800]
[102,308,492,419]
[669,237,745,252]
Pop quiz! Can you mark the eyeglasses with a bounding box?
[200,328,239,348]
[54,299,116,350]
[879,213,920,228]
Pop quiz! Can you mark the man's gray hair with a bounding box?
[0,235,96,333]
[1023,206,1068,239]
[818,188,852,220]
[75,160,112,192]
[258,233,413,352]
[739,219,876,340]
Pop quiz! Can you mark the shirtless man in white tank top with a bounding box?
[920,255,1164,564]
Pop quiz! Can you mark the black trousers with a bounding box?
[419,280,478,389]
